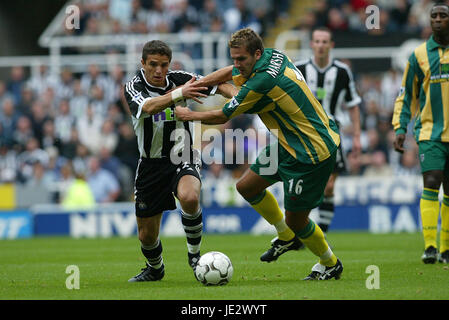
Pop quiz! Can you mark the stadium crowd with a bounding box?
[61,0,291,39]
[0,0,426,205]
[296,0,435,38]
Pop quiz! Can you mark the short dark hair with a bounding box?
[228,28,264,55]
[311,27,333,41]
[141,40,172,62]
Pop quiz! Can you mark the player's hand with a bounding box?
[181,77,208,104]
[393,134,406,153]
[175,106,192,121]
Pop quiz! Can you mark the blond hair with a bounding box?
[228,28,264,55]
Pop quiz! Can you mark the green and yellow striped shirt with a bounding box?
[392,35,449,142]
[222,48,340,164]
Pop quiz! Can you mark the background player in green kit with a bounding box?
[392,2,449,264]
[175,28,343,280]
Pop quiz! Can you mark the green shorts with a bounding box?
[250,143,337,212]
[418,140,449,176]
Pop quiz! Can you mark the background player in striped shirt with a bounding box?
[124,40,234,282]
[176,28,343,280]
[295,27,362,242]
[392,2,449,264]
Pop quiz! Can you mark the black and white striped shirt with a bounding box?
[124,68,216,160]
[295,57,361,126]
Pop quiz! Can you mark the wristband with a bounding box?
[171,88,183,102]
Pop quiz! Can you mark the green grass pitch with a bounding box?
[0,232,448,300]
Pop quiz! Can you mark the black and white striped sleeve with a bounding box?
[124,76,150,119]
[169,70,218,95]
[335,61,361,108]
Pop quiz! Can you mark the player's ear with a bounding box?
[141,58,146,67]
[255,49,262,60]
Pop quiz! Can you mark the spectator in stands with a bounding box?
[0,98,20,147]
[80,64,109,97]
[90,85,109,119]
[87,155,120,203]
[17,138,49,183]
[380,68,402,116]
[13,116,34,151]
[60,127,80,159]
[99,145,132,201]
[40,86,58,116]
[172,0,199,33]
[29,100,49,144]
[198,0,221,32]
[363,150,393,177]
[54,99,76,144]
[390,0,411,31]
[69,79,89,122]
[98,118,118,154]
[54,68,75,102]
[77,104,103,155]
[295,8,318,33]
[346,149,363,175]
[109,0,133,29]
[106,102,126,126]
[105,65,126,105]
[57,159,75,204]
[16,85,34,119]
[72,143,91,180]
[409,0,434,30]
[223,0,262,34]
[26,160,56,190]
[146,0,173,33]
[62,161,96,209]
[7,66,26,105]
[129,0,148,34]
[394,146,420,176]
[41,119,62,152]
[0,81,14,108]
[0,141,18,182]
[327,7,349,31]
[27,65,57,98]
[113,121,139,174]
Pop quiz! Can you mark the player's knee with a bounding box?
[236,180,252,199]
[324,184,334,197]
[178,191,200,214]
[424,172,443,189]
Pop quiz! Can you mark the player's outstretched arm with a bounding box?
[193,65,233,87]
[142,78,208,115]
[175,106,228,125]
[217,83,239,98]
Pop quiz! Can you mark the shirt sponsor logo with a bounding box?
[228,97,239,111]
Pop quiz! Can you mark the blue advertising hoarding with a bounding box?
[1,176,428,238]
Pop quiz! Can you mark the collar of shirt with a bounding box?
[428,34,447,51]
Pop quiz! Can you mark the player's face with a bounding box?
[311,30,334,60]
[430,6,449,35]
[230,46,262,78]
[141,54,170,87]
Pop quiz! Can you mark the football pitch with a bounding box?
[1,232,448,301]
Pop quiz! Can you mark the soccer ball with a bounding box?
[195,251,233,286]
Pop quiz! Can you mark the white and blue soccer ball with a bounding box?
[195,251,234,286]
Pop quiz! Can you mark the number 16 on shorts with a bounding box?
[288,179,303,195]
